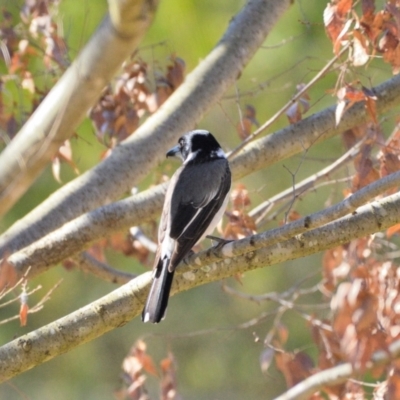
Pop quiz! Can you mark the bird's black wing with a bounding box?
[142,159,230,322]
[168,159,231,270]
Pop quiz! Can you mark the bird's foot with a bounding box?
[206,235,233,251]
[182,249,196,265]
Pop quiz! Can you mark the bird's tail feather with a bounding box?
[142,258,175,323]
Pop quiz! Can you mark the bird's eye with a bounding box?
[179,139,184,147]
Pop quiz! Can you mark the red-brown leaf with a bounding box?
[362,0,375,18]
[352,30,370,66]
[336,0,353,16]
[0,256,18,291]
[275,351,314,388]
[387,223,400,238]
[230,183,251,209]
[19,300,29,327]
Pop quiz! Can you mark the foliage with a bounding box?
[3,0,400,400]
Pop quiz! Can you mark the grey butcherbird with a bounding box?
[142,130,231,323]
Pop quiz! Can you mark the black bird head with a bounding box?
[166,130,225,164]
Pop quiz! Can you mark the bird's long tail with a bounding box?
[142,257,175,323]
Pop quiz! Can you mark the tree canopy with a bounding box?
[2,0,400,399]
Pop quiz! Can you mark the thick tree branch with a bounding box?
[230,73,400,180]
[6,183,166,279]
[3,72,400,263]
[227,43,350,158]
[189,170,400,269]
[7,153,400,281]
[0,0,291,254]
[1,188,400,382]
[0,0,159,216]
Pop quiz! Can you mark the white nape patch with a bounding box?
[183,271,196,281]
[221,241,234,257]
[212,148,226,159]
[183,149,199,164]
[190,129,210,136]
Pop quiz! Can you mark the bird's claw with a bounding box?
[182,249,196,265]
[206,235,233,250]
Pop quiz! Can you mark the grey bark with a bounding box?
[0,0,292,255]
[0,188,399,383]
[0,0,159,216]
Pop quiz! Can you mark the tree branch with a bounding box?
[272,339,400,400]
[227,42,350,158]
[73,252,136,284]
[0,0,291,254]
[1,188,400,382]
[8,183,166,279]
[249,138,365,225]
[230,73,400,180]
[188,170,400,269]
[7,154,400,282]
[3,71,400,264]
[0,0,159,216]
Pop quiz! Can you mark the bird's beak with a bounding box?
[166,144,181,158]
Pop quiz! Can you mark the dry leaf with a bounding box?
[237,105,258,140]
[160,353,178,400]
[19,291,29,327]
[275,351,314,388]
[0,256,18,291]
[352,30,369,66]
[230,183,251,209]
[387,223,400,238]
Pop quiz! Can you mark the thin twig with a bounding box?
[188,169,400,272]
[74,252,137,284]
[250,137,364,225]
[143,309,278,341]
[223,281,328,314]
[30,279,63,311]
[223,286,327,312]
[253,176,352,229]
[223,56,313,100]
[0,279,62,326]
[0,266,31,299]
[261,34,304,49]
[228,43,350,159]
[264,306,288,347]
[0,315,20,326]
[130,227,157,253]
[0,285,41,309]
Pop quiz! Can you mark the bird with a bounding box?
[142,130,231,323]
